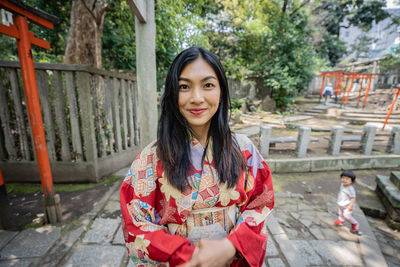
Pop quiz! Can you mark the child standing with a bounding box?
[334,170,360,234]
[322,82,333,104]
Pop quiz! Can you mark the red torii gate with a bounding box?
[319,71,346,99]
[0,0,61,224]
[341,72,378,107]
[320,71,378,107]
[383,87,400,129]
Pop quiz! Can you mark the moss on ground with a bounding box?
[6,175,122,195]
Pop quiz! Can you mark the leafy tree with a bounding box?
[103,0,215,88]
[153,0,214,89]
[350,35,376,60]
[204,0,318,109]
[0,0,71,62]
[379,45,400,76]
[102,1,136,70]
[0,0,391,110]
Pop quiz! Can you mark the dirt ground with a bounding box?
[2,179,120,230]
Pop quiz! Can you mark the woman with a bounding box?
[120,47,274,267]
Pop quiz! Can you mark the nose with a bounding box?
[189,86,204,104]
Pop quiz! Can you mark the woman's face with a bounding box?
[178,57,221,137]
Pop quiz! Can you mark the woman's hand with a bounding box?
[178,238,236,267]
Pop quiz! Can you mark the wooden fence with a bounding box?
[0,60,141,183]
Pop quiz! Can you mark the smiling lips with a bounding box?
[189,108,207,115]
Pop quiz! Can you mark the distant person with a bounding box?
[120,46,275,266]
[334,170,360,235]
[322,82,333,104]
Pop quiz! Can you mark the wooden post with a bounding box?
[132,0,158,146]
[319,73,326,97]
[0,0,61,224]
[15,15,54,212]
[341,76,349,100]
[363,75,373,108]
[372,61,377,92]
[14,15,60,223]
[76,71,98,178]
[356,76,364,107]
[383,87,400,129]
[343,75,354,105]
[336,73,343,102]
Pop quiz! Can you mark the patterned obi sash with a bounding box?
[167,205,239,244]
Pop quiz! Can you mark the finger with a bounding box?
[197,239,205,247]
[185,258,199,267]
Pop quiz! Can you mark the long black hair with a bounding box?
[157,46,246,191]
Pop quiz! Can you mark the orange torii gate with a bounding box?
[319,71,346,99]
[319,71,346,105]
[383,87,400,129]
[0,0,61,224]
[341,72,378,107]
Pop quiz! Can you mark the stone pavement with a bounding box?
[0,169,392,267]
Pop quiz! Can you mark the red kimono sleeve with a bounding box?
[227,142,275,267]
[120,144,195,266]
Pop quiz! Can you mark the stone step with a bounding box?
[300,112,320,116]
[390,171,400,190]
[340,110,400,115]
[339,116,400,124]
[342,112,400,119]
[283,115,313,122]
[294,99,321,104]
[303,110,323,114]
[235,125,260,137]
[376,175,400,209]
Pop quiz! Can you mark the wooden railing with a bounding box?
[0,60,141,182]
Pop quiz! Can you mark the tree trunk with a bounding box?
[65,0,109,68]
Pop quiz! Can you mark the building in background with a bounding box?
[340,8,400,60]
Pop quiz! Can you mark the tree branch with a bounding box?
[96,7,115,26]
[282,0,288,14]
[80,0,97,22]
[91,0,98,11]
[289,0,311,17]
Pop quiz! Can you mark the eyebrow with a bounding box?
[178,75,217,82]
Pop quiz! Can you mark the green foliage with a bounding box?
[230,97,245,112]
[102,1,136,70]
[0,0,72,62]
[6,175,122,194]
[350,35,376,60]
[315,33,347,67]
[347,0,389,32]
[154,0,215,89]
[0,0,390,111]
[379,45,400,75]
[0,35,18,60]
[103,0,214,89]
[207,0,317,109]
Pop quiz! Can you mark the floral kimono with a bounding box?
[120,134,274,267]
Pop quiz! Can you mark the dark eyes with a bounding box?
[204,83,215,88]
[179,84,189,90]
[178,83,215,90]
